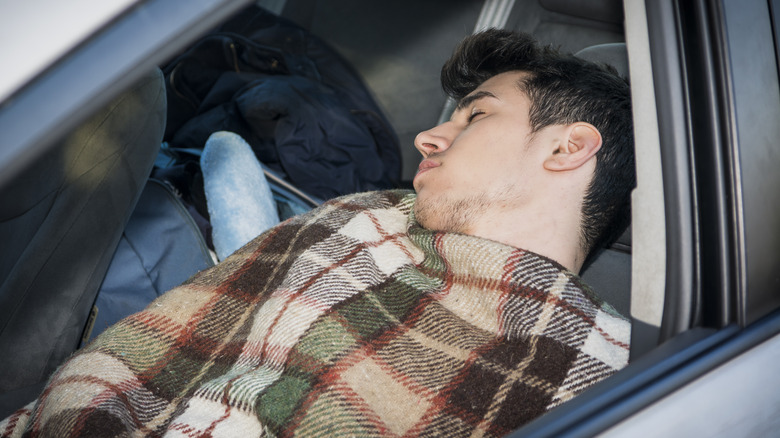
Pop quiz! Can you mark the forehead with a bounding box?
[458,71,530,109]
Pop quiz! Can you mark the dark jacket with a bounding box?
[163,6,401,200]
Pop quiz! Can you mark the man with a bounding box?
[415,30,633,273]
[0,29,633,437]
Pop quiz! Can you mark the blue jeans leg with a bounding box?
[201,131,280,260]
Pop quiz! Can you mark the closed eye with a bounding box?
[468,110,485,123]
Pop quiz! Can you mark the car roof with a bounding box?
[0,0,139,103]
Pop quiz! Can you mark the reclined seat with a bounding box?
[0,68,166,417]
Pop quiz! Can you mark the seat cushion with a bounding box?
[0,69,166,415]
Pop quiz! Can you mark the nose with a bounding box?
[414,122,455,158]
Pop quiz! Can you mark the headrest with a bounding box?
[540,0,624,24]
[575,43,629,79]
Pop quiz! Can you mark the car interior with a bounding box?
[0,0,649,427]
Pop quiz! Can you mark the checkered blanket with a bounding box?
[1,190,629,437]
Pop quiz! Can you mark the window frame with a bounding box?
[513,0,780,434]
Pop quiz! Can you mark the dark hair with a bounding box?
[441,29,635,260]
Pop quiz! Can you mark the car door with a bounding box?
[511,0,780,435]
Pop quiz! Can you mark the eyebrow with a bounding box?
[454,90,498,112]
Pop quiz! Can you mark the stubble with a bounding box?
[413,182,525,235]
[413,193,491,234]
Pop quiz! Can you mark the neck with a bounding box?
[465,198,585,273]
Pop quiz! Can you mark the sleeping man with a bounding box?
[1,29,634,437]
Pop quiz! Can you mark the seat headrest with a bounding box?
[575,42,629,79]
[540,0,624,25]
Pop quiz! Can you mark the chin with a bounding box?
[413,192,478,234]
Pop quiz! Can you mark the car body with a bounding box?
[0,0,778,435]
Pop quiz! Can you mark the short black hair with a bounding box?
[441,29,635,260]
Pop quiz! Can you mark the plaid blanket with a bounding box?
[1,190,629,437]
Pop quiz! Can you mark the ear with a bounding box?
[543,123,602,171]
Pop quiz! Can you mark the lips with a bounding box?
[416,159,439,175]
[413,159,439,187]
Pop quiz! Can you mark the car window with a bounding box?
[4,0,780,435]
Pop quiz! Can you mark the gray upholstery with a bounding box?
[0,69,166,417]
[540,0,624,24]
[581,232,631,316]
[576,42,630,79]
[505,0,624,61]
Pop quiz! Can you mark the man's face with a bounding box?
[413,71,556,234]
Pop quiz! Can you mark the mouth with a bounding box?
[413,159,439,188]
[416,159,439,176]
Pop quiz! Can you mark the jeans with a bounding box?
[201,131,280,260]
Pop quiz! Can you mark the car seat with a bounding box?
[0,68,166,417]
